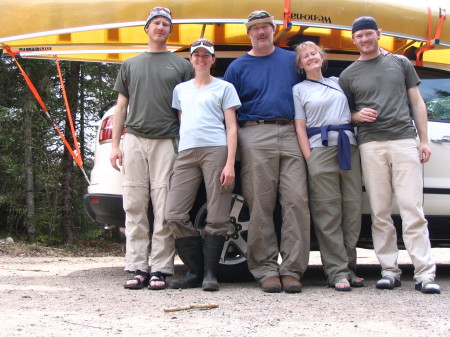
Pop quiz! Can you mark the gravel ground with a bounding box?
[0,240,448,337]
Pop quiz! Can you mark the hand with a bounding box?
[220,164,235,186]
[303,149,311,161]
[110,147,123,171]
[419,142,432,164]
[358,108,378,123]
[379,48,390,56]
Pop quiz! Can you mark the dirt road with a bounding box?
[0,248,448,337]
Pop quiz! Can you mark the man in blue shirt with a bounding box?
[224,10,310,293]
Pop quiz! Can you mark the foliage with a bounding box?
[426,95,450,121]
[0,57,120,243]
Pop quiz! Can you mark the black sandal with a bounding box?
[148,271,168,290]
[123,270,150,289]
[350,275,365,288]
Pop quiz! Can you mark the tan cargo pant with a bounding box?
[238,123,310,282]
[360,138,436,283]
[165,146,233,238]
[121,133,176,275]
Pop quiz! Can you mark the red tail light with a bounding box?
[99,116,113,144]
[99,116,124,144]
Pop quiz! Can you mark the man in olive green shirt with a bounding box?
[110,7,193,290]
[339,16,440,294]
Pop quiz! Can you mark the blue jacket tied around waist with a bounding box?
[306,124,355,170]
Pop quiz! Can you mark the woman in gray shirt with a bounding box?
[293,41,363,291]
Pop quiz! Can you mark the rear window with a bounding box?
[416,68,450,122]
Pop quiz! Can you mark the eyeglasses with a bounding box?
[191,39,214,48]
[152,7,171,15]
[248,10,271,22]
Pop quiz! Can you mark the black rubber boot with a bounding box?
[169,236,204,289]
[202,234,226,291]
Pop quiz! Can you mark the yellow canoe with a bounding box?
[1,0,449,67]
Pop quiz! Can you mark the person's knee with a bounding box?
[126,225,150,241]
[165,209,190,222]
[204,220,230,236]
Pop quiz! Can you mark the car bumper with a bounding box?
[83,193,125,227]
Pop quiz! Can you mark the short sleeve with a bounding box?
[293,84,306,120]
[172,84,181,110]
[222,82,242,111]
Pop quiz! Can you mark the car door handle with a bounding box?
[431,136,450,143]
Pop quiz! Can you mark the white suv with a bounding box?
[83,58,450,281]
[84,102,125,227]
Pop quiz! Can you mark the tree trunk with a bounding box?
[20,64,37,243]
[24,107,36,242]
[60,61,81,245]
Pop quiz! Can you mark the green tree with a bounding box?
[0,57,120,244]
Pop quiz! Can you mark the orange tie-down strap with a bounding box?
[1,44,84,170]
[416,7,446,66]
[284,0,292,31]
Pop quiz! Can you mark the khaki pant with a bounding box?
[360,138,436,283]
[238,124,310,282]
[121,133,176,275]
[307,145,362,285]
[165,146,233,238]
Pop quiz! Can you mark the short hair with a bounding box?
[294,41,327,72]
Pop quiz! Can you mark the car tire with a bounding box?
[193,194,254,282]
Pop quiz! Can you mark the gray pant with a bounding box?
[307,145,362,285]
[238,124,310,282]
[166,146,233,238]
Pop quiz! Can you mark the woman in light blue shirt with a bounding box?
[166,38,241,292]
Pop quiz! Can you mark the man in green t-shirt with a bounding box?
[110,6,193,290]
[339,16,440,294]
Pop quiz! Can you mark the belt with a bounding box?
[241,119,293,127]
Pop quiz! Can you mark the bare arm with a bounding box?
[294,120,311,160]
[351,108,378,125]
[109,93,128,171]
[221,108,238,186]
[408,85,431,163]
